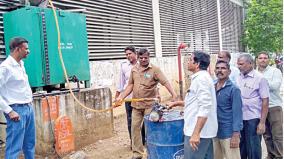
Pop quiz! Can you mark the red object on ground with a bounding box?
[54,116,75,155]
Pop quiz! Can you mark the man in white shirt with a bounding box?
[217,51,240,84]
[0,37,35,159]
[168,51,218,159]
[257,51,283,159]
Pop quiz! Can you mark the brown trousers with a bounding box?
[263,106,283,159]
[131,107,152,158]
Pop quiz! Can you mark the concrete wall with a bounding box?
[0,88,113,156]
[89,55,220,100]
[89,56,189,100]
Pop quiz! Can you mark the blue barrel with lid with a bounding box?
[144,110,184,159]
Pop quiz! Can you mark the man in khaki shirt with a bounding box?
[116,48,177,159]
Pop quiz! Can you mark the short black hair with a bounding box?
[219,50,231,61]
[193,51,210,70]
[124,45,136,54]
[9,37,28,53]
[215,60,230,69]
[137,47,150,56]
[257,51,269,58]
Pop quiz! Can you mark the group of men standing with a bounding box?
[116,46,283,159]
[0,37,282,159]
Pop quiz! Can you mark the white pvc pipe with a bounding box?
[217,0,223,50]
[152,0,163,57]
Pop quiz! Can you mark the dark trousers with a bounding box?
[240,119,262,159]
[263,106,283,159]
[125,102,145,145]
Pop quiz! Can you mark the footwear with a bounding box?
[131,154,143,159]
[0,140,5,149]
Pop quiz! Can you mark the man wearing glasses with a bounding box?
[167,51,218,159]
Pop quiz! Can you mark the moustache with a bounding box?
[216,72,223,76]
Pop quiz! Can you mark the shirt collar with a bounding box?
[133,62,153,72]
[214,78,232,88]
[8,55,23,66]
[126,60,131,66]
[256,65,270,73]
[247,70,255,77]
[241,69,255,78]
[191,70,206,80]
[127,60,137,66]
[139,62,152,68]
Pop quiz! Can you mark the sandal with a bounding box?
[0,139,5,148]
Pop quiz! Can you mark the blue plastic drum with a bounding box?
[144,110,184,159]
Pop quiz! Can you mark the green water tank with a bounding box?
[3,6,90,88]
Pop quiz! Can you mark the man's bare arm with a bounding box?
[257,98,268,134]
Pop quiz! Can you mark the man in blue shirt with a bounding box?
[213,60,243,159]
[217,51,240,84]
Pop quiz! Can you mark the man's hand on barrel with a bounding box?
[171,94,178,102]
[189,132,200,151]
[166,101,177,109]
[166,100,185,109]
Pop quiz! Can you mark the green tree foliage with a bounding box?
[242,0,283,55]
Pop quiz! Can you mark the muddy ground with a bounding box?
[63,106,134,159]
[69,112,133,159]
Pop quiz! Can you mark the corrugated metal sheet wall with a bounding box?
[159,0,220,56]
[220,0,244,52]
[0,0,19,60]
[0,0,244,61]
[0,0,155,61]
